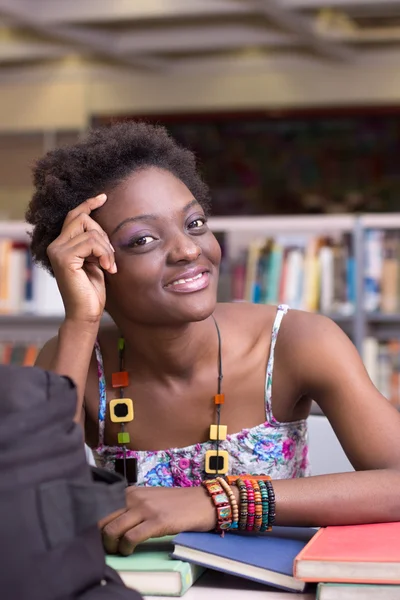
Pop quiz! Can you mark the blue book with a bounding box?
[172,527,317,593]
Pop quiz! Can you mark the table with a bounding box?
[144,571,316,599]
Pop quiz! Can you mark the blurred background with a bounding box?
[3,0,400,218]
[2,0,400,473]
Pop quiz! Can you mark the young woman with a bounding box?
[27,122,400,555]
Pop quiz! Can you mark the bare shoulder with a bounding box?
[280,308,341,341]
[35,335,59,369]
[213,302,286,359]
[276,308,362,392]
[276,308,347,358]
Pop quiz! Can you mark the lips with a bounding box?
[164,266,211,293]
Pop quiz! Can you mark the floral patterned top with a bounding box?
[94,304,310,486]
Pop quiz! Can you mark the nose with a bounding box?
[167,231,202,264]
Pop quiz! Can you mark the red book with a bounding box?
[294,522,400,584]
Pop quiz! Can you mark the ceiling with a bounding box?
[1,0,400,79]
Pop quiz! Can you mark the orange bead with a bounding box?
[112,371,129,388]
[214,394,225,405]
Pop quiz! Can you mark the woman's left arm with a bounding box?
[101,313,400,554]
[272,312,400,527]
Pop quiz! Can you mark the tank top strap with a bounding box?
[265,304,290,423]
[94,340,107,447]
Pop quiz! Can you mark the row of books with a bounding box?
[107,522,400,598]
[364,337,400,408]
[0,341,39,366]
[0,238,63,315]
[2,229,400,317]
[229,229,400,315]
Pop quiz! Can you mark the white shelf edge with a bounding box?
[3,214,400,240]
[361,214,400,229]
[0,221,30,240]
[208,215,355,232]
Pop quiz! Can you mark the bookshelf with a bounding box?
[2,214,400,353]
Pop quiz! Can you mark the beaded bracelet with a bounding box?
[202,478,232,533]
[258,480,270,532]
[216,477,239,530]
[244,479,255,532]
[265,480,276,527]
[236,478,248,531]
[251,480,263,533]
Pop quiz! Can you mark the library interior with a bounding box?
[2,2,400,600]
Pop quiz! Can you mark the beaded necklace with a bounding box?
[109,316,228,485]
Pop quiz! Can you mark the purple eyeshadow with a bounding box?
[117,227,145,246]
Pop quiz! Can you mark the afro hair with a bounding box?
[26,121,211,273]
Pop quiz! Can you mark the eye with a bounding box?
[188,217,207,230]
[130,235,156,247]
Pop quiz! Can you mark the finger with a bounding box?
[119,521,158,556]
[102,510,143,555]
[59,212,113,250]
[69,232,117,273]
[62,193,107,231]
[51,230,116,273]
[98,508,126,531]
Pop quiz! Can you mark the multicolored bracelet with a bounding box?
[216,476,239,529]
[233,476,276,532]
[202,478,232,533]
[203,475,276,534]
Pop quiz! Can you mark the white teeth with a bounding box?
[168,272,205,287]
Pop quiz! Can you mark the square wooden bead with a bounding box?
[209,424,227,441]
[214,394,225,405]
[118,431,130,444]
[112,371,129,388]
[109,398,134,423]
[205,450,229,475]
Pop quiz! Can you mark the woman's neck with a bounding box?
[112,315,217,382]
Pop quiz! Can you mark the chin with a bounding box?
[174,294,217,324]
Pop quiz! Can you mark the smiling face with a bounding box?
[94,166,221,326]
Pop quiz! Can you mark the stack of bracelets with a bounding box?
[202,475,276,535]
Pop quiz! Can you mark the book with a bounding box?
[317,582,400,600]
[172,527,317,593]
[0,341,38,366]
[105,537,205,597]
[294,522,400,584]
[0,237,64,316]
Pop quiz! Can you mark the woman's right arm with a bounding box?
[34,193,117,424]
[35,322,99,425]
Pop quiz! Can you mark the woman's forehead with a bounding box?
[94,168,198,232]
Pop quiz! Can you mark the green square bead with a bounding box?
[118,431,130,444]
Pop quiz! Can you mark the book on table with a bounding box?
[106,536,205,597]
[294,522,400,584]
[317,583,400,600]
[172,527,317,593]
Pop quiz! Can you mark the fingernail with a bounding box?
[110,243,115,252]
[111,263,117,274]
[97,193,107,200]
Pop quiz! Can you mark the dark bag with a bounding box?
[0,364,142,600]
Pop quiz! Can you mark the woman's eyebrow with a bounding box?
[111,199,199,236]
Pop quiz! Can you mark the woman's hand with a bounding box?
[100,486,216,555]
[47,194,116,324]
